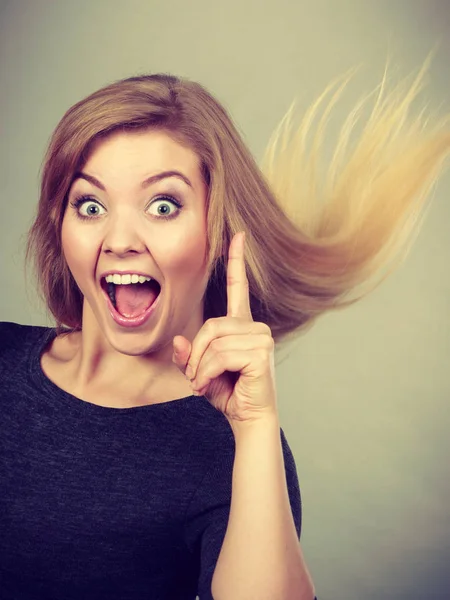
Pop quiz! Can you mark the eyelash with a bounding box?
[69,194,183,221]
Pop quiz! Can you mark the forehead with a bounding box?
[80,129,201,181]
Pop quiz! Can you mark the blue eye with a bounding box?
[70,196,103,219]
[150,196,182,220]
[69,194,183,221]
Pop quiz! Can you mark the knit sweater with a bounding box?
[0,321,309,599]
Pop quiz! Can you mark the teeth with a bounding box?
[104,274,153,285]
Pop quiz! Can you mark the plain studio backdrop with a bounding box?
[1,1,450,599]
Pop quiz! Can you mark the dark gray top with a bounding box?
[0,321,304,599]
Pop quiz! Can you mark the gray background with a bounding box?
[1,1,450,599]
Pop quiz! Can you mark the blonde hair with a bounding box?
[24,52,450,348]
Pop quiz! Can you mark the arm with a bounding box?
[211,414,316,600]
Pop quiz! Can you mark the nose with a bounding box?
[102,213,148,256]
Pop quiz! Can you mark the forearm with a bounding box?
[211,414,315,600]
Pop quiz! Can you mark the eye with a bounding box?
[69,195,105,220]
[148,196,182,220]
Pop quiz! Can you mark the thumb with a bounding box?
[172,335,192,374]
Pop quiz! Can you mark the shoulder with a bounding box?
[0,321,31,347]
[0,321,52,357]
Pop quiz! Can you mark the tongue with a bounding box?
[115,282,159,318]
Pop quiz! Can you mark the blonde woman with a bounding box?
[1,55,449,599]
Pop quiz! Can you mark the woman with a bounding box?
[1,56,449,599]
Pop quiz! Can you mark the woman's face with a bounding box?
[61,129,210,356]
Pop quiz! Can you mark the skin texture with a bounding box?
[50,129,211,407]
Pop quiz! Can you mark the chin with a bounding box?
[107,334,169,358]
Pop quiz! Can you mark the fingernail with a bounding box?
[185,365,194,380]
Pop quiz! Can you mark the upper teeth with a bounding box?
[105,274,153,285]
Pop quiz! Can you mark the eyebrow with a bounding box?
[71,170,193,190]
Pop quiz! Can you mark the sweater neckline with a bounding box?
[28,326,200,417]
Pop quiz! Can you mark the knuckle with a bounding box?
[257,322,273,337]
[264,323,273,337]
[260,330,275,351]
[205,318,217,334]
[261,350,273,367]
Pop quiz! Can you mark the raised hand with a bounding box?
[172,231,278,425]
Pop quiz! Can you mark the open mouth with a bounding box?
[100,278,161,318]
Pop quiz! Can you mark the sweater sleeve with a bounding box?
[183,427,303,599]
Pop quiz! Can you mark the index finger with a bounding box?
[226,231,252,320]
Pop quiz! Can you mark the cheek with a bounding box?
[163,234,208,279]
[61,220,98,282]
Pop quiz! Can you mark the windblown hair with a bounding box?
[24,52,450,349]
